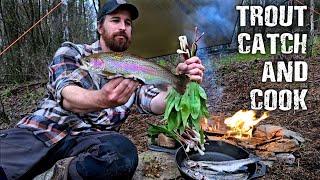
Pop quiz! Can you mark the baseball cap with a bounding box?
[97,0,139,21]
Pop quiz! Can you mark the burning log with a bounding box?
[201,111,305,166]
[200,115,228,135]
[206,136,238,146]
[224,110,268,138]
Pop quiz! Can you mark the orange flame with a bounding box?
[200,115,227,134]
[224,110,268,138]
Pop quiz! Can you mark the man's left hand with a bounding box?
[176,56,205,83]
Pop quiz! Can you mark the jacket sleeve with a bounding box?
[135,84,161,114]
[47,42,95,105]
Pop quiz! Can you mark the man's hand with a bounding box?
[150,57,205,115]
[61,77,139,113]
[176,56,205,83]
[98,77,140,108]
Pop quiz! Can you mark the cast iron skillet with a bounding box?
[175,140,267,180]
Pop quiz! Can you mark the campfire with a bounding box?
[201,110,305,166]
[224,110,268,138]
[146,110,305,179]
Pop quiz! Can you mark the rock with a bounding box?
[276,153,296,165]
[35,152,180,180]
[255,150,276,160]
[254,124,284,139]
[157,133,176,148]
[33,166,54,180]
[133,151,180,180]
[238,137,266,149]
[33,157,74,180]
[254,124,305,144]
[33,151,180,180]
[280,130,305,144]
[257,138,299,153]
[260,160,275,168]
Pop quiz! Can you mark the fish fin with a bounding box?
[100,71,116,78]
[103,74,146,84]
[124,76,145,84]
[123,75,146,84]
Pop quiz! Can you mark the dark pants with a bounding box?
[0,128,138,180]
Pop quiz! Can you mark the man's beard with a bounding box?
[101,30,131,52]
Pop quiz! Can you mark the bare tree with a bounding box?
[0,96,9,124]
[308,0,314,57]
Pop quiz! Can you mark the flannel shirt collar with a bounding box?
[91,40,103,54]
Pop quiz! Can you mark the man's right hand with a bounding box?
[61,77,140,113]
[98,77,140,108]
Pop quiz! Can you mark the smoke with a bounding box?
[197,49,224,111]
[194,0,236,45]
[181,0,239,48]
[182,0,240,110]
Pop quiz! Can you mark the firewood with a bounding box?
[237,137,266,149]
[255,137,283,147]
[206,136,238,146]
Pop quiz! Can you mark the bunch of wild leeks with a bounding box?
[148,28,209,155]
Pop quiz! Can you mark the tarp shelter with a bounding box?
[102,0,242,58]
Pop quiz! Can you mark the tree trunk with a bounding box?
[0,96,9,124]
[0,0,8,46]
[308,0,314,57]
[62,1,69,41]
[93,0,98,14]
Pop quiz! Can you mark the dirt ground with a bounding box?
[0,55,319,179]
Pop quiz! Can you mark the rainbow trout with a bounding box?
[181,166,250,180]
[185,157,259,173]
[80,52,187,92]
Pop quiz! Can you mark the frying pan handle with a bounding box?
[248,161,267,180]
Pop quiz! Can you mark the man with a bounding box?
[0,0,204,179]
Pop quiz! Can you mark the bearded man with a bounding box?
[0,0,204,179]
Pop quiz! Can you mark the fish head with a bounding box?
[185,160,199,168]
